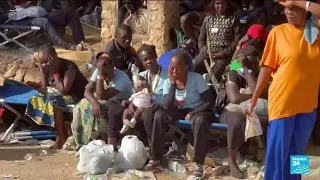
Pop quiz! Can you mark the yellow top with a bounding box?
[260,23,320,121]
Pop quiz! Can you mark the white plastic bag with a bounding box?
[245,113,263,141]
[77,140,114,175]
[240,98,268,117]
[115,135,148,170]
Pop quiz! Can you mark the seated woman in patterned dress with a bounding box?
[65,52,133,150]
[26,44,88,149]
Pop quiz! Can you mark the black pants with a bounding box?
[106,101,125,138]
[150,108,215,164]
[141,106,159,142]
[14,8,84,47]
[47,8,85,44]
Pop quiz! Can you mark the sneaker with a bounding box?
[144,159,161,171]
[192,164,203,178]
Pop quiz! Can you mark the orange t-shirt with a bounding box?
[260,24,320,121]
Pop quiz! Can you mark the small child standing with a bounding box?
[120,77,153,134]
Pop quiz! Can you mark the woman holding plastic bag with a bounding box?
[218,45,268,179]
[248,1,320,180]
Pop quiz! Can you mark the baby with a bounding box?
[120,77,153,134]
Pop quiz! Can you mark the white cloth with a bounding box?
[129,88,152,108]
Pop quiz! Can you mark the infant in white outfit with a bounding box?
[120,77,153,134]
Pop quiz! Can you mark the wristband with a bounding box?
[97,75,105,80]
[53,73,60,79]
[243,68,253,75]
[306,1,311,12]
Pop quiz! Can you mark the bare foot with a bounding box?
[229,162,244,179]
[49,136,67,150]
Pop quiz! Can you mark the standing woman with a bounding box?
[249,1,320,180]
[145,51,215,179]
[136,44,168,143]
[197,0,240,80]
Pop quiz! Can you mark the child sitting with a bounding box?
[120,76,153,134]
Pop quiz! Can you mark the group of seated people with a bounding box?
[6,0,320,179]
[27,19,268,179]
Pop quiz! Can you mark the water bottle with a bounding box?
[131,63,140,84]
[168,160,186,173]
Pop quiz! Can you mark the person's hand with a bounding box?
[168,65,177,84]
[91,102,101,118]
[278,0,301,7]
[96,59,107,76]
[245,97,258,116]
[121,100,130,107]
[47,55,59,74]
[237,54,250,68]
[211,52,224,60]
[185,114,192,121]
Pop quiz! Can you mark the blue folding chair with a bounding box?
[0,79,39,142]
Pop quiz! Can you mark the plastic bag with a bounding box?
[77,140,114,175]
[240,99,268,117]
[114,135,148,170]
[245,113,263,141]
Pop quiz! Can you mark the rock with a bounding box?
[6,63,13,71]
[24,68,42,83]
[0,75,4,86]
[0,62,6,74]
[20,61,36,69]
[4,63,20,78]
[14,69,27,82]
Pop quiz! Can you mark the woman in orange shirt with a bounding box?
[249,1,320,180]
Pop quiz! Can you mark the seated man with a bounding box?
[10,0,86,51]
[101,24,141,77]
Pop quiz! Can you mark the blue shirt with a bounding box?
[163,72,209,109]
[157,49,193,71]
[139,68,168,105]
[91,69,133,101]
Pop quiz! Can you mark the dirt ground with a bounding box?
[0,144,178,180]
[1,143,320,180]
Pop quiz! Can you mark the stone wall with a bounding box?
[100,1,180,56]
[0,55,42,84]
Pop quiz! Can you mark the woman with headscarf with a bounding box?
[198,0,240,81]
[248,1,320,179]
[145,51,215,179]
[65,52,133,150]
[231,24,268,62]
